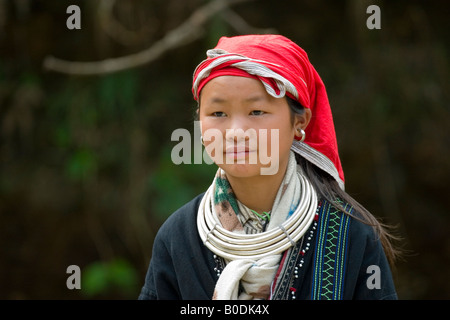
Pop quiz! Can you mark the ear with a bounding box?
[294,108,312,132]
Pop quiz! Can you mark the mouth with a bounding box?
[224,145,256,159]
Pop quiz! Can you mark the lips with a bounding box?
[224,144,256,160]
[225,145,251,154]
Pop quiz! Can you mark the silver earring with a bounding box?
[297,128,306,142]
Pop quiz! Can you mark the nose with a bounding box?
[225,117,256,144]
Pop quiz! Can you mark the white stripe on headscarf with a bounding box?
[192,49,299,101]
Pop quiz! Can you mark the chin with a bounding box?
[217,163,264,179]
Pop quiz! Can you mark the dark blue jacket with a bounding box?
[138,193,398,300]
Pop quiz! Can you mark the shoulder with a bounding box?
[318,198,379,243]
[319,199,397,299]
[139,192,209,300]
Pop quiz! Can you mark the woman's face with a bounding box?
[199,76,308,179]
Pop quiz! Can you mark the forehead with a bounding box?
[200,76,269,102]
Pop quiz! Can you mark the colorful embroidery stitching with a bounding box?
[311,201,351,300]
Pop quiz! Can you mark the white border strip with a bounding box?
[291,141,345,191]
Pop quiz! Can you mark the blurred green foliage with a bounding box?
[149,145,218,221]
[82,258,139,298]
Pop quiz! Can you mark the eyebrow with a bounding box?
[245,95,266,103]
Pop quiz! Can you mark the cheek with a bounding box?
[199,116,215,135]
[199,119,226,163]
[282,124,296,144]
[200,119,224,146]
[262,119,295,150]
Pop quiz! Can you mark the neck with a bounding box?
[225,161,289,214]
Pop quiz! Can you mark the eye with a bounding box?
[212,111,226,117]
[250,110,265,116]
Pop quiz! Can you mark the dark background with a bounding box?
[0,0,449,299]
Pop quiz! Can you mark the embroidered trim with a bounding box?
[270,238,304,300]
[213,254,226,278]
[311,201,351,300]
[269,204,320,300]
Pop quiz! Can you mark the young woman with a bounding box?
[139,34,399,300]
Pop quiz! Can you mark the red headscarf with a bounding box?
[192,35,344,188]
